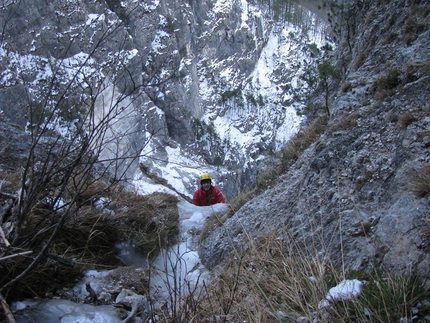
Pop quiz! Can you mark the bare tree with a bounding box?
[0,1,174,317]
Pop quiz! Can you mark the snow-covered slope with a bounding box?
[0,0,330,200]
[130,0,330,199]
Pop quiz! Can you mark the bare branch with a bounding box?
[0,250,32,261]
[0,293,15,323]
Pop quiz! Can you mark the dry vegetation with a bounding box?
[331,111,360,132]
[373,67,402,100]
[408,164,430,198]
[185,231,427,323]
[0,175,179,301]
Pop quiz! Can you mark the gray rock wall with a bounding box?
[199,0,430,276]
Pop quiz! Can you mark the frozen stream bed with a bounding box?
[11,201,228,323]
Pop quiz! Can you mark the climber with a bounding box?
[192,173,226,206]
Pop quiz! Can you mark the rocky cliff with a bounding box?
[0,0,328,201]
[199,0,430,277]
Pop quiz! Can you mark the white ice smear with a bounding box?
[149,202,228,301]
[318,279,363,309]
[326,279,362,301]
[12,299,122,323]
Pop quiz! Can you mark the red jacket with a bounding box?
[192,186,225,206]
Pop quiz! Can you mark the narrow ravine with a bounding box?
[11,201,227,322]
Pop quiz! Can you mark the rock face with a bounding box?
[199,0,430,275]
[0,0,326,200]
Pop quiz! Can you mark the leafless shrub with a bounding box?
[0,189,178,301]
[0,2,177,307]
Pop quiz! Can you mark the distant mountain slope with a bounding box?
[0,0,330,200]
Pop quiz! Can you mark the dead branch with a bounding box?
[0,226,10,247]
[0,192,17,200]
[0,293,16,323]
[85,282,98,303]
[0,250,32,261]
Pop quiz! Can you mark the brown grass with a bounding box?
[279,115,327,170]
[193,232,333,322]
[402,11,426,45]
[331,111,360,132]
[192,235,327,323]
[190,229,427,323]
[341,82,352,93]
[110,191,180,255]
[0,185,179,302]
[408,164,430,197]
[373,68,402,100]
[398,111,416,128]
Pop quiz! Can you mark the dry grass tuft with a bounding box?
[399,111,416,128]
[104,191,179,256]
[408,164,430,197]
[199,210,230,244]
[279,115,327,170]
[341,82,352,93]
[331,111,360,132]
[402,10,426,45]
[194,232,334,322]
[373,68,402,100]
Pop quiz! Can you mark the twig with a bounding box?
[0,293,16,323]
[85,282,97,303]
[0,225,11,247]
[0,250,32,261]
[0,192,17,200]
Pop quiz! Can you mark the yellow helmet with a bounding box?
[199,174,211,182]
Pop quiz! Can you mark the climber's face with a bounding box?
[201,180,211,191]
